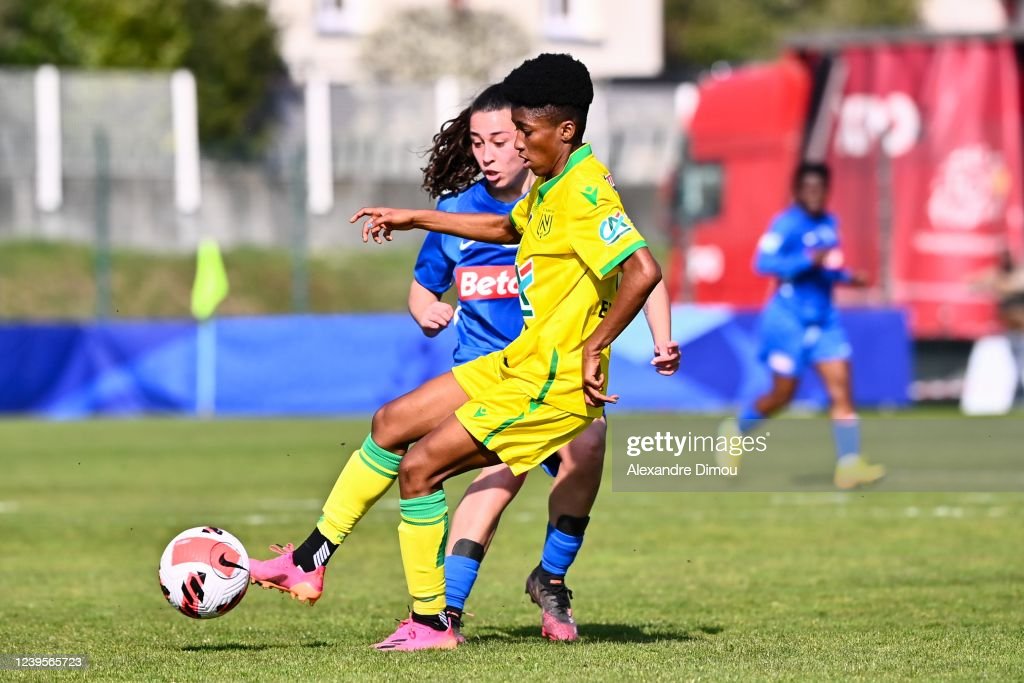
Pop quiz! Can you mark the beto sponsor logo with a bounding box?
[599,211,633,245]
[456,265,518,301]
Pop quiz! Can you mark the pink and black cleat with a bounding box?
[373,615,460,651]
[446,608,467,645]
[248,543,325,605]
[525,565,579,642]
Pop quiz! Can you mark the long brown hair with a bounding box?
[421,84,511,200]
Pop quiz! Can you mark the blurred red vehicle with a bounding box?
[667,30,1024,340]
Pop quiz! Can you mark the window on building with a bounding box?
[678,160,723,226]
[542,0,603,42]
[314,0,358,35]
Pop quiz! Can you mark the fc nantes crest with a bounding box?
[536,212,553,239]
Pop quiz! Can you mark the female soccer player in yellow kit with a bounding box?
[250,53,671,651]
[409,83,678,641]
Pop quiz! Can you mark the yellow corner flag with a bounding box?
[191,238,229,320]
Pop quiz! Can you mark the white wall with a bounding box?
[268,0,663,83]
[919,0,1008,31]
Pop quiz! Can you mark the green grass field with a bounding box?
[0,240,671,319]
[1,417,1021,681]
[0,241,424,319]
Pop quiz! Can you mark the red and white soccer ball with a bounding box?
[158,526,249,619]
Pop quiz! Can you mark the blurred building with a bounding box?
[920,0,1021,30]
[267,0,663,83]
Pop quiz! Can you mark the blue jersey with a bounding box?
[413,181,524,365]
[754,205,852,324]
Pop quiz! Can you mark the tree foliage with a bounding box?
[665,0,919,69]
[0,0,285,156]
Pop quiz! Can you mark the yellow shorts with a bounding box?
[452,350,592,476]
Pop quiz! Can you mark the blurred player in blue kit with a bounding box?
[722,162,885,489]
[409,83,680,640]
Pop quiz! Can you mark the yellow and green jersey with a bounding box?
[504,143,647,418]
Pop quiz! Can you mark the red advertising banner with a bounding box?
[829,40,1024,338]
[682,58,810,307]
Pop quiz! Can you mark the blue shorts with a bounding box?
[540,454,560,477]
[758,306,851,378]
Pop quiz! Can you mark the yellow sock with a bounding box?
[317,434,401,544]
[398,490,448,616]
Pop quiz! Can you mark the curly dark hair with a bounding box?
[500,53,593,141]
[421,84,511,200]
[501,53,593,109]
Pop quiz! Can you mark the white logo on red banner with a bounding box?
[834,92,920,158]
[927,144,1011,231]
[456,265,519,301]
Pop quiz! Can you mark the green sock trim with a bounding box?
[399,517,446,527]
[438,514,449,567]
[398,492,449,568]
[358,450,396,480]
[399,490,448,521]
[362,434,402,473]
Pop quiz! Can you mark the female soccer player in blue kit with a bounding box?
[724,162,885,490]
[409,84,680,640]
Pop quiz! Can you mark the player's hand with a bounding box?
[582,344,619,407]
[811,247,845,269]
[418,302,454,337]
[651,340,681,376]
[350,207,418,244]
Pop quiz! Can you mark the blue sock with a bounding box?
[444,556,479,610]
[737,405,764,434]
[445,539,485,611]
[540,516,588,576]
[832,417,860,461]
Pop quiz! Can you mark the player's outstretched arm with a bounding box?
[582,247,662,406]
[642,280,680,376]
[350,207,519,245]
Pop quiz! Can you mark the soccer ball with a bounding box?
[158,526,249,619]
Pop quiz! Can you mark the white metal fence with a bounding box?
[0,67,685,251]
